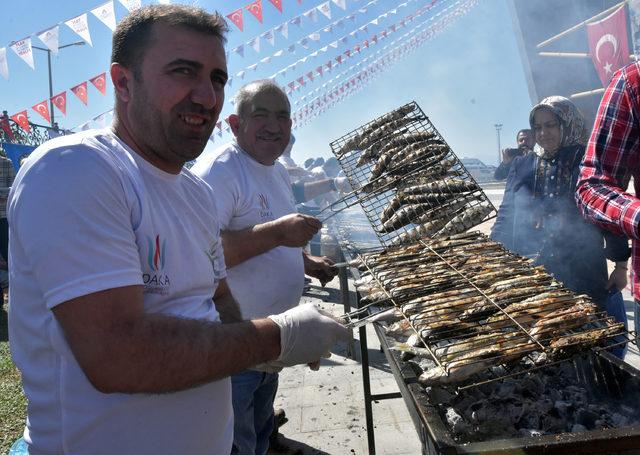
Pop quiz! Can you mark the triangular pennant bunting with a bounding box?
[90,73,107,95]
[246,0,264,23]
[51,92,67,115]
[248,37,261,53]
[262,29,275,46]
[331,0,346,10]
[92,1,117,32]
[10,38,35,69]
[119,0,141,12]
[0,48,8,79]
[31,100,51,124]
[71,82,88,105]
[276,22,289,39]
[317,2,331,19]
[290,16,302,27]
[226,9,244,31]
[37,26,59,54]
[65,14,93,46]
[11,111,30,133]
[268,0,283,12]
[233,44,245,58]
[303,9,318,22]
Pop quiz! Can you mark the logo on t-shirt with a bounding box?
[258,193,274,221]
[144,234,170,295]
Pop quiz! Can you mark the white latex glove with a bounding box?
[267,303,350,367]
[333,177,352,193]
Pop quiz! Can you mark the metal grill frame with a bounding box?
[345,232,633,389]
[327,101,496,247]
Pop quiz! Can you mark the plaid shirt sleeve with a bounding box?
[576,66,640,240]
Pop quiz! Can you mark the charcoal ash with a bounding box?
[420,357,640,443]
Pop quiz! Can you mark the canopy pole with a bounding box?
[539,52,636,59]
[570,88,605,99]
[536,1,627,49]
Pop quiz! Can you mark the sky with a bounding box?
[0,0,533,166]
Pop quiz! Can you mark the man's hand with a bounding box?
[501,148,516,164]
[267,303,349,367]
[272,213,322,247]
[607,262,629,291]
[303,253,338,286]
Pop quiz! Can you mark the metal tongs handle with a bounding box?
[339,303,395,329]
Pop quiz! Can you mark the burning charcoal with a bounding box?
[427,387,455,405]
[496,381,516,398]
[576,409,599,429]
[571,423,587,433]
[540,414,565,433]
[445,407,469,435]
[554,400,573,419]
[611,413,630,427]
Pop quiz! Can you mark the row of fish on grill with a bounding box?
[332,104,493,241]
[344,231,625,387]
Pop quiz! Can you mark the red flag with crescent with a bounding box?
[71,81,89,105]
[32,100,51,124]
[0,115,14,141]
[246,0,263,23]
[226,8,244,32]
[90,73,107,95]
[51,91,67,115]
[11,110,30,133]
[268,0,282,13]
[587,6,630,86]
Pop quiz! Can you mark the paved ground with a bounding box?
[271,182,640,454]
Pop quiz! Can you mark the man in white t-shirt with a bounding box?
[8,6,348,455]
[192,80,339,455]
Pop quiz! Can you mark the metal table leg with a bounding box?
[339,251,355,359]
[357,292,376,455]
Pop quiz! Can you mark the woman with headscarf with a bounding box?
[490,96,629,307]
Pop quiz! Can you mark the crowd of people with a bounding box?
[7,3,640,455]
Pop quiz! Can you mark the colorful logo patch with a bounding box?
[147,234,167,272]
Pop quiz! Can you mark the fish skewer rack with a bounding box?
[344,231,632,389]
[328,101,496,248]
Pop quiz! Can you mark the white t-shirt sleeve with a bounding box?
[9,144,143,309]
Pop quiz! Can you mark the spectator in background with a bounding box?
[493,129,534,181]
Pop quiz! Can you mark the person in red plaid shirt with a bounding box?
[576,63,639,346]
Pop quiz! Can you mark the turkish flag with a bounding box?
[32,100,51,124]
[0,115,14,141]
[11,110,30,133]
[90,73,107,95]
[51,91,67,115]
[587,6,631,86]
[226,8,243,32]
[71,81,89,105]
[268,0,282,13]
[246,0,263,23]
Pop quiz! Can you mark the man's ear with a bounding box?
[110,62,133,103]
[228,114,241,136]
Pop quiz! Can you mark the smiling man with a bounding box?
[8,6,347,455]
[192,80,339,455]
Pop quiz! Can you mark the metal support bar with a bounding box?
[338,250,355,359]
[358,291,376,455]
[371,392,402,400]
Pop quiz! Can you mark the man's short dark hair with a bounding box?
[517,128,532,137]
[111,5,228,73]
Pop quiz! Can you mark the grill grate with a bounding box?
[345,231,632,389]
[327,101,496,248]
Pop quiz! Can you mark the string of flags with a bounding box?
[0,0,325,79]
[8,73,107,132]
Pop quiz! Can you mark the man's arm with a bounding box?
[213,278,243,323]
[576,69,640,239]
[292,179,335,203]
[52,284,280,394]
[221,213,322,268]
